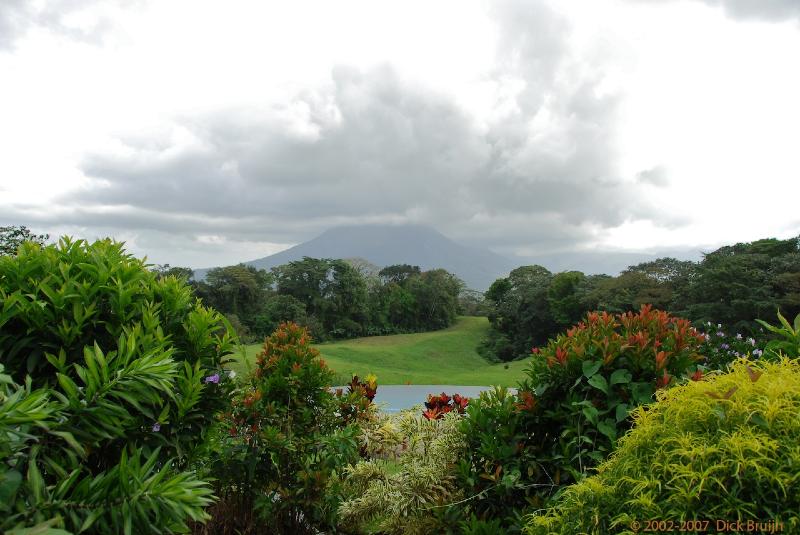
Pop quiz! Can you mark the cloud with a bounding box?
[632,0,800,23]
[0,0,141,50]
[702,0,800,22]
[19,0,678,264]
[636,165,670,187]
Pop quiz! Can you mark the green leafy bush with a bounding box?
[204,322,360,534]
[455,306,706,530]
[525,358,800,534]
[0,238,235,533]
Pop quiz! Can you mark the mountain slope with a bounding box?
[195,224,514,290]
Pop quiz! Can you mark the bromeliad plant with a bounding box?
[203,323,360,534]
[455,305,707,531]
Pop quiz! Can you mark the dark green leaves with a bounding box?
[587,374,609,395]
[582,360,601,379]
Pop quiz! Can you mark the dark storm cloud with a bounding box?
[51,0,674,257]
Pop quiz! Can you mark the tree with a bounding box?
[0,225,48,256]
[482,265,556,361]
[547,271,587,329]
[197,264,271,321]
[151,263,195,281]
[378,264,421,285]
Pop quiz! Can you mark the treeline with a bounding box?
[157,258,471,342]
[483,236,800,361]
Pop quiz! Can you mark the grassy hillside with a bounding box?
[231,316,529,386]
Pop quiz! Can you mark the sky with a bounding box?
[1,0,799,269]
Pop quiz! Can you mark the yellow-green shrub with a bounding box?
[525,358,800,534]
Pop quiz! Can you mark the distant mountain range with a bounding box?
[194,225,516,290]
[193,224,704,291]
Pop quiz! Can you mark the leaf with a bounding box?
[587,374,609,395]
[609,369,632,385]
[705,387,738,400]
[745,365,762,383]
[749,413,769,430]
[49,431,86,457]
[582,360,602,379]
[582,406,599,426]
[0,469,22,504]
[6,518,72,535]
[597,420,617,442]
[615,403,629,423]
[630,382,654,405]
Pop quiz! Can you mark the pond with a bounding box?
[354,385,510,413]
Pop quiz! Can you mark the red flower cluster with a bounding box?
[422,392,469,420]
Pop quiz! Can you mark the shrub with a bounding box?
[455,305,706,530]
[203,323,360,534]
[525,358,800,534]
[0,238,235,533]
[422,392,470,420]
[338,408,467,535]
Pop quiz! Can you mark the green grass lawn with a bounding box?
[230,316,530,386]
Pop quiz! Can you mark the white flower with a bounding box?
[228,370,236,378]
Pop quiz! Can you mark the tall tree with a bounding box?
[0,225,48,256]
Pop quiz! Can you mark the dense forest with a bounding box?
[482,236,800,361]
[155,258,468,342]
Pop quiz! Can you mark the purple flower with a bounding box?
[152,422,161,432]
[720,343,730,350]
[716,331,725,337]
[753,349,763,357]
[204,373,220,384]
[747,337,756,346]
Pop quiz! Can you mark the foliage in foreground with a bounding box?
[0,238,235,533]
[201,323,364,534]
[525,358,800,534]
[0,365,214,535]
[338,408,467,535]
[455,306,706,531]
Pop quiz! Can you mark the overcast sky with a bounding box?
[1,0,799,268]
